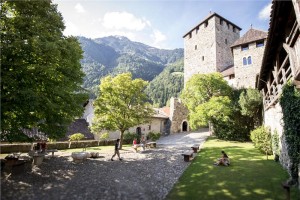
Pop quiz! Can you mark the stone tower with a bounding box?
[231,28,267,88]
[169,97,189,133]
[183,12,241,84]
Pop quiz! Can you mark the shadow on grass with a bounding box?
[166,142,298,200]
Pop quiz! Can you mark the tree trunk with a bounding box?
[119,130,125,149]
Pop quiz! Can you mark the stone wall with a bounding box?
[233,40,266,88]
[264,103,291,174]
[184,15,240,84]
[169,97,189,133]
[215,18,240,72]
[183,16,217,84]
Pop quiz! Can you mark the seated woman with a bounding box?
[214,151,230,166]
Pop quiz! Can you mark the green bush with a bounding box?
[123,132,137,144]
[99,132,109,140]
[69,133,85,141]
[148,132,161,141]
[250,126,272,157]
[271,129,280,156]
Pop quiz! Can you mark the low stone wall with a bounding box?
[0,139,121,154]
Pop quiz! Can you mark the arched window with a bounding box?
[248,56,252,65]
[243,57,247,65]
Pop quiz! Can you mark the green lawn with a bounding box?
[166,137,299,200]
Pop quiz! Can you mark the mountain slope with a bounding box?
[144,58,184,107]
[78,36,184,101]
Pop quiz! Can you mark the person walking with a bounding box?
[111,139,122,161]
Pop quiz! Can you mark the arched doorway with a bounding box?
[136,127,142,143]
[182,121,188,132]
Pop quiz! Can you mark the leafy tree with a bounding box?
[91,73,154,149]
[181,73,232,112]
[250,126,272,159]
[239,88,262,127]
[1,0,88,142]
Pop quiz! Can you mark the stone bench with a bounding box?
[181,151,194,162]
[191,145,200,153]
[146,142,156,148]
[46,149,58,158]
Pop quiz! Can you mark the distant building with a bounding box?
[231,28,267,88]
[82,97,189,140]
[183,12,241,85]
[183,12,267,89]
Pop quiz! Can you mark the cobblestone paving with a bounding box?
[1,130,209,200]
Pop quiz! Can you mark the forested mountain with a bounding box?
[78,36,184,104]
[144,58,184,107]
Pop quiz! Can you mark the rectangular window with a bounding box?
[220,19,223,25]
[256,40,264,47]
[189,33,192,39]
[196,27,199,34]
[241,44,249,51]
[204,21,208,28]
[202,56,204,61]
[195,45,197,50]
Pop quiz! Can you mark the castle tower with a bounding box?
[183,12,241,84]
[169,97,189,133]
[231,28,267,88]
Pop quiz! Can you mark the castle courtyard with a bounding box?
[1,130,210,200]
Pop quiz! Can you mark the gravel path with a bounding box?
[1,130,210,200]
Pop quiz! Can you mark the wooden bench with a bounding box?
[46,149,58,158]
[191,145,200,153]
[146,142,156,148]
[181,151,194,162]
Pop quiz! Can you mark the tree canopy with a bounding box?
[91,73,154,148]
[181,73,261,141]
[1,0,88,142]
[181,73,232,112]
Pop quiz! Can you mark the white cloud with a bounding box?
[102,11,149,31]
[63,21,80,37]
[75,3,86,13]
[259,3,271,20]
[151,29,167,47]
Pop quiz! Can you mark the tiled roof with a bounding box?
[231,28,268,48]
[183,12,242,38]
[63,119,94,141]
[220,65,234,77]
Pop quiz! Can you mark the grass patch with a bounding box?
[166,137,299,200]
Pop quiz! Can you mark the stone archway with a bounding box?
[182,121,188,132]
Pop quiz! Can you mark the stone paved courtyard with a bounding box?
[1,130,209,200]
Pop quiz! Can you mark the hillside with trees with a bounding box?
[78,36,184,99]
[144,58,184,107]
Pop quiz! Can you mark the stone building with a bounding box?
[183,12,241,85]
[82,97,189,140]
[257,0,300,174]
[231,28,267,88]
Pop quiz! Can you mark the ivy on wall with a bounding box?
[279,81,300,180]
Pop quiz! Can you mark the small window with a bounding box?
[148,125,151,130]
[220,19,223,25]
[189,33,192,39]
[241,44,249,51]
[202,56,204,61]
[196,27,199,34]
[204,21,208,28]
[195,45,197,50]
[248,56,252,65]
[233,27,236,33]
[225,39,227,44]
[256,40,264,47]
[243,57,247,65]
[229,74,235,79]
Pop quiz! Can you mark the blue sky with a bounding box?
[54,0,272,49]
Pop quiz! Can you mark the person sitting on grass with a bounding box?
[214,151,230,166]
